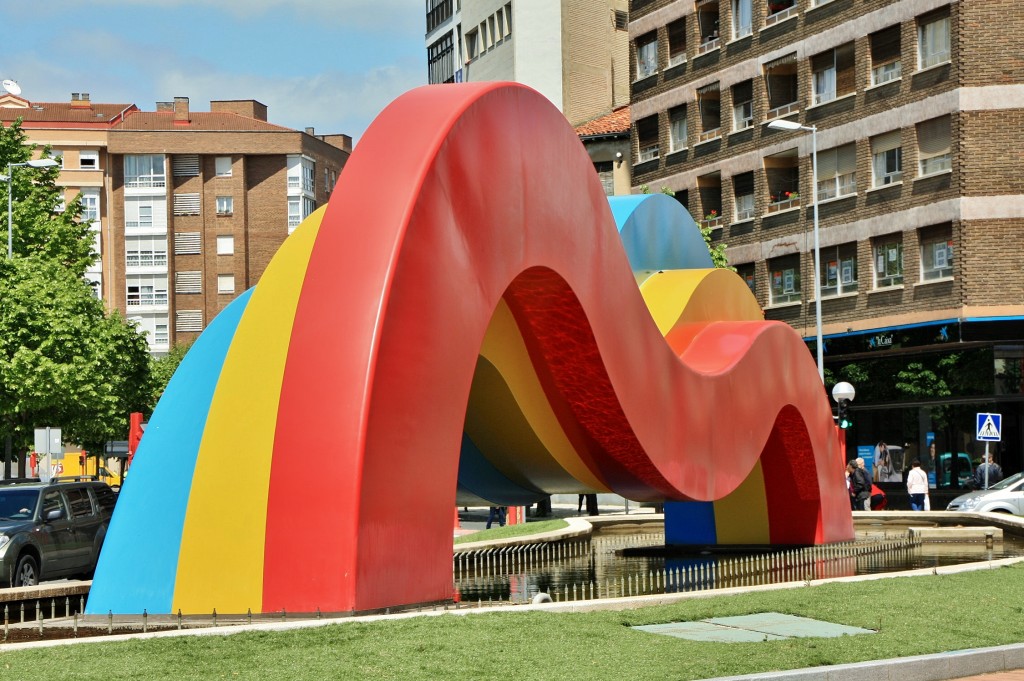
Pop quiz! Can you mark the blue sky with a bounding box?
[1,0,426,143]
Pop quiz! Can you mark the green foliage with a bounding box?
[0,120,151,461]
[150,341,194,405]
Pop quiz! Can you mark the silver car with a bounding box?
[946,471,1024,514]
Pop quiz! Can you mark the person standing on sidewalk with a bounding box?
[906,459,929,511]
[851,458,872,511]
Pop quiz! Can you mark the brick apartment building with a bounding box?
[1,93,350,355]
[627,0,1024,486]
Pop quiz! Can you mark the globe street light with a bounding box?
[767,118,822,383]
[3,157,60,259]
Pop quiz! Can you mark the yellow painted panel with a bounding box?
[713,460,771,544]
[173,208,326,613]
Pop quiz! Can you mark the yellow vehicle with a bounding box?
[34,451,123,489]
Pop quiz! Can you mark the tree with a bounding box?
[0,120,152,476]
[150,340,194,405]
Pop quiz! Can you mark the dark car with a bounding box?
[0,478,117,587]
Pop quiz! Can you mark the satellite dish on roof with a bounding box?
[2,80,21,96]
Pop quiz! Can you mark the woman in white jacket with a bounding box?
[906,459,929,511]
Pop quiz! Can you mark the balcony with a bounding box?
[767,193,801,213]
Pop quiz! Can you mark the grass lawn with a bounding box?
[3,563,1023,680]
[454,519,568,544]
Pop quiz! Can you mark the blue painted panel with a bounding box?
[609,194,713,272]
[86,289,253,614]
[664,500,717,545]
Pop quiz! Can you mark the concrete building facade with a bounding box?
[627,0,1024,486]
[1,92,350,354]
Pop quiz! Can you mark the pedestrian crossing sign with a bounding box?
[976,412,1002,442]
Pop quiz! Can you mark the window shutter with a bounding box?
[172,155,200,177]
[175,271,202,294]
[835,43,855,93]
[917,116,951,157]
[871,130,902,154]
[733,80,753,103]
[816,148,838,181]
[871,26,901,63]
[174,232,201,255]
[668,18,686,57]
[810,51,833,74]
[173,193,201,216]
[836,143,857,175]
[175,310,203,333]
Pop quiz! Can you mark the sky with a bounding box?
[0,0,427,144]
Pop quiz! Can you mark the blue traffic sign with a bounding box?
[976,412,1002,442]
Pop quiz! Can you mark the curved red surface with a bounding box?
[262,83,852,612]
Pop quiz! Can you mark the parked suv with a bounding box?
[0,477,117,587]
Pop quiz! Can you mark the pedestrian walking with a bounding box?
[906,459,929,511]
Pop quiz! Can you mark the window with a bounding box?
[764,54,799,118]
[766,0,796,26]
[130,314,170,348]
[173,193,201,216]
[124,154,165,188]
[287,156,315,192]
[917,116,952,176]
[42,491,65,520]
[636,116,659,162]
[218,274,235,294]
[288,197,302,229]
[811,43,854,105]
[175,232,201,255]
[428,32,455,84]
[175,271,202,295]
[871,131,903,187]
[697,172,722,224]
[768,254,801,305]
[816,144,857,201]
[636,33,658,80]
[172,154,200,177]
[175,310,203,333]
[215,156,232,177]
[920,226,953,281]
[124,196,167,231]
[465,28,480,60]
[594,162,614,196]
[736,263,755,295]
[614,10,628,31]
[216,196,234,216]
[765,149,800,211]
[64,488,93,519]
[126,275,169,307]
[732,172,755,222]
[696,3,720,53]
[919,12,950,69]
[870,25,902,85]
[667,18,686,67]
[48,150,64,168]
[216,234,235,255]
[820,243,858,297]
[731,80,753,131]
[125,236,168,267]
[426,0,453,33]
[80,188,100,223]
[732,0,752,39]
[873,237,904,288]
[79,150,99,170]
[669,106,687,152]
[696,83,721,142]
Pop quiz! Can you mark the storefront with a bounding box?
[812,318,1024,502]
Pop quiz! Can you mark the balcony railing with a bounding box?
[766,102,800,120]
[697,36,720,56]
[765,4,797,27]
[696,128,721,144]
[766,195,801,213]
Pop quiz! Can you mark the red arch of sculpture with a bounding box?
[258,83,851,612]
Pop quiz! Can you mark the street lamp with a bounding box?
[767,118,822,383]
[3,157,60,259]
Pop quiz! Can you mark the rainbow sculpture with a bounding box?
[87,83,853,616]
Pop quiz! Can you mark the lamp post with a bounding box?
[3,157,60,259]
[767,119,822,383]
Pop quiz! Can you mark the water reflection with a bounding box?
[454,525,1024,605]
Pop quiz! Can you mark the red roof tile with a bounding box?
[574,106,631,138]
[0,99,137,125]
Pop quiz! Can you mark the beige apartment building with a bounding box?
[627,0,1024,490]
[1,93,350,354]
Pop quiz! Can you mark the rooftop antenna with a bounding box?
[2,80,22,96]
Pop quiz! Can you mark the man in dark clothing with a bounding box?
[974,455,1003,489]
[850,458,872,510]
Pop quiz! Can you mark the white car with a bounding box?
[946,471,1024,514]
